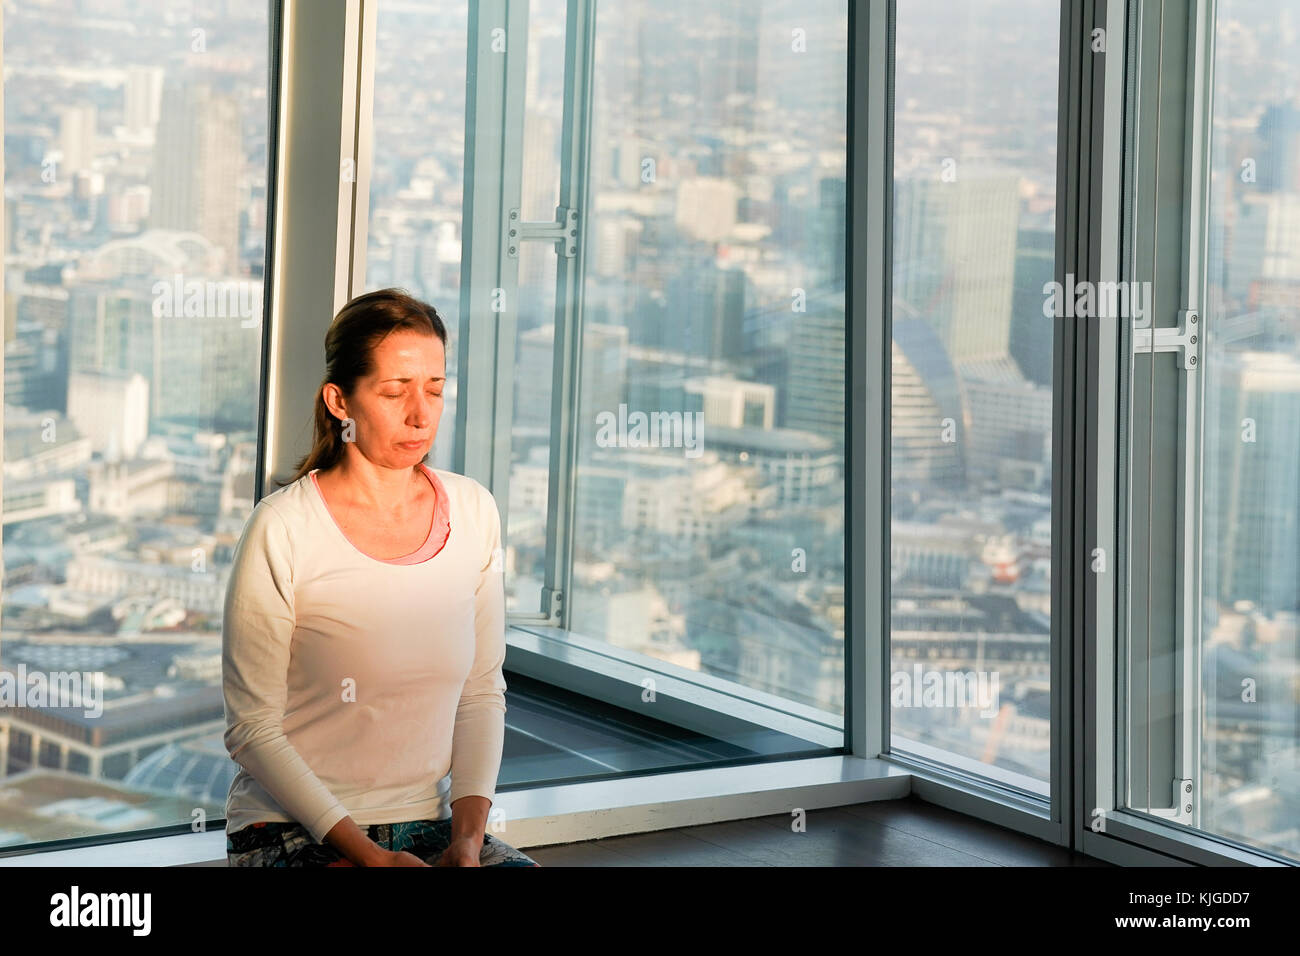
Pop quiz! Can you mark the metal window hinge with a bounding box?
[541,586,563,620]
[505,206,579,258]
[1132,310,1200,370]
[1146,778,1195,823]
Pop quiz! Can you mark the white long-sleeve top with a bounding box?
[221,465,507,843]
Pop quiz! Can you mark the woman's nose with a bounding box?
[409,394,435,425]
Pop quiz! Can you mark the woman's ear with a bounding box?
[322,382,347,421]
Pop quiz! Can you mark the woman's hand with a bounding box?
[433,836,482,866]
[327,816,429,866]
[362,848,431,867]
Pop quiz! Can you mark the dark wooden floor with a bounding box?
[524,795,1110,866]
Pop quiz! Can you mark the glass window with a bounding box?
[362,1,468,476]
[1194,0,1299,861]
[2,2,270,849]
[560,0,848,722]
[890,0,1059,791]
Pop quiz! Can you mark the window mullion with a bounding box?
[456,0,528,528]
[540,0,598,630]
[1079,0,1129,851]
[1174,0,1216,831]
[849,0,893,761]
[266,0,372,486]
[1121,0,1212,830]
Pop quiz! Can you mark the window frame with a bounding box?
[878,0,1082,848]
[448,0,861,765]
[1082,0,1299,867]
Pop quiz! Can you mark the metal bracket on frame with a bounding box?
[505,205,580,258]
[541,586,564,621]
[1132,309,1200,370]
[1146,778,1195,824]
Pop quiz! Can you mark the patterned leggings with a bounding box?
[226,819,540,867]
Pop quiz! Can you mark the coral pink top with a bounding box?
[309,463,451,564]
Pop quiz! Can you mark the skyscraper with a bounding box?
[57,105,97,178]
[786,292,845,454]
[149,79,241,273]
[125,66,165,138]
[891,313,967,492]
[1205,349,1300,615]
[893,174,1021,366]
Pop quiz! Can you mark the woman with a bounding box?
[222,288,539,867]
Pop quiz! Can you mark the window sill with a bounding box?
[0,755,910,866]
[502,623,843,748]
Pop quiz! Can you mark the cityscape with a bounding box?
[0,0,1294,863]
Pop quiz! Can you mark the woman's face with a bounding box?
[326,329,446,471]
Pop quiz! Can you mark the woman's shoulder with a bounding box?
[428,467,499,526]
[261,471,317,511]
[428,466,491,501]
[239,474,317,536]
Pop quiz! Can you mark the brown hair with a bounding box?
[277,287,448,487]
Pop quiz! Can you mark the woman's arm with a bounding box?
[323,816,404,865]
[436,795,491,865]
[222,502,377,857]
[443,482,509,864]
